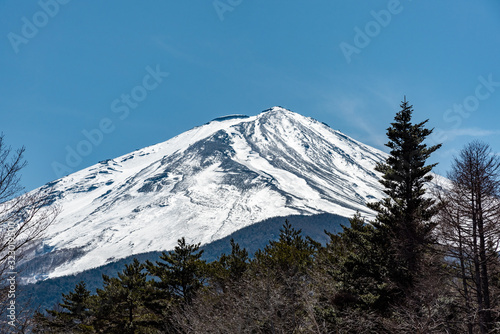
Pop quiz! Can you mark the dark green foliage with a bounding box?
[22,213,348,313]
[247,221,318,332]
[217,238,249,281]
[34,260,160,333]
[311,99,445,331]
[146,237,206,306]
[34,281,93,333]
[171,221,321,333]
[254,220,317,277]
[35,217,469,333]
[321,214,396,313]
[208,238,249,290]
[93,259,153,333]
[368,98,441,288]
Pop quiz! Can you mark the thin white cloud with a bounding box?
[438,128,500,141]
[318,92,387,149]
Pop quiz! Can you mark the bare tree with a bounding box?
[0,134,58,331]
[436,190,475,333]
[438,141,500,333]
[173,272,322,334]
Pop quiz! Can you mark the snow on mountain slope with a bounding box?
[29,107,388,280]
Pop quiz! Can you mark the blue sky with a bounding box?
[1,0,499,192]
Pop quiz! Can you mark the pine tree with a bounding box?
[368,98,441,288]
[250,221,317,332]
[93,259,153,333]
[142,238,207,332]
[254,220,316,277]
[146,237,206,305]
[34,281,94,333]
[209,238,249,290]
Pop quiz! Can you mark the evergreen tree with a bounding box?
[325,214,395,312]
[313,213,396,333]
[93,259,153,333]
[250,221,317,332]
[144,238,207,332]
[254,220,316,277]
[146,237,206,305]
[34,281,94,333]
[209,238,249,290]
[368,98,441,288]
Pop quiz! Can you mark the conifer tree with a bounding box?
[143,238,207,332]
[34,281,94,333]
[250,221,317,332]
[209,238,249,290]
[146,237,206,305]
[323,213,395,313]
[368,98,441,288]
[174,223,319,334]
[93,259,152,333]
[254,220,316,277]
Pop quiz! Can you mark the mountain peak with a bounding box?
[261,106,294,115]
[210,114,250,123]
[24,107,388,281]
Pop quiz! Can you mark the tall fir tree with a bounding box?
[368,98,441,288]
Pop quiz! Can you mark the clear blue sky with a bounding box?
[1,0,499,192]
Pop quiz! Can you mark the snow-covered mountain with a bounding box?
[26,107,388,281]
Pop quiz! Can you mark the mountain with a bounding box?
[21,107,388,283]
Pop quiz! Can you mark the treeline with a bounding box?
[34,100,500,333]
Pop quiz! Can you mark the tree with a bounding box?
[144,237,207,332]
[208,238,249,291]
[312,213,399,333]
[34,281,94,333]
[321,214,396,313]
[368,98,441,289]
[93,259,154,333]
[0,134,58,329]
[174,221,321,333]
[254,220,316,277]
[439,141,500,333]
[146,237,206,305]
[436,186,476,333]
[250,221,318,332]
